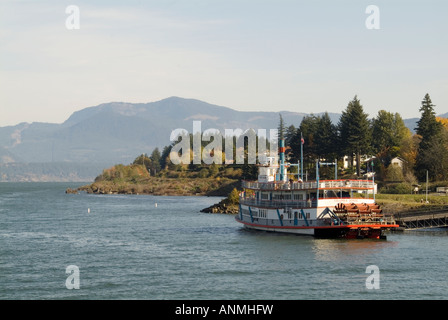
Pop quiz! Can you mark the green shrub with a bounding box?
[198,168,209,178]
[226,188,240,205]
[380,182,413,194]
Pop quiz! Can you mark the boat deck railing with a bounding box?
[239,198,317,209]
[242,179,374,191]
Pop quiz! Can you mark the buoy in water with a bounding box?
[87,208,90,213]
[155,203,158,208]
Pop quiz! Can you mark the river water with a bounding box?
[1,182,448,300]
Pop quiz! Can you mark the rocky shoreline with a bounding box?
[200,187,240,214]
[66,178,241,214]
[67,177,239,197]
[200,201,239,214]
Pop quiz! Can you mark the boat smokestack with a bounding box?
[279,139,285,181]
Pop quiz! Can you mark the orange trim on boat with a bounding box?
[236,219,399,230]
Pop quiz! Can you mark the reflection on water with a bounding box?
[311,237,399,262]
[401,228,448,236]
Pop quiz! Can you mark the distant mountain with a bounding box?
[0,96,444,181]
[0,97,338,166]
[404,112,448,134]
[403,118,419,133]
[0,162,108,182]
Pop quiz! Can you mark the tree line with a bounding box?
[282,93,447,183]
[133,93,447,184]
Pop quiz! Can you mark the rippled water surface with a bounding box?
[1,182,448,300]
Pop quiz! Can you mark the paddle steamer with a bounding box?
[235,140,398,239]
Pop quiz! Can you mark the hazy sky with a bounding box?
[1,0,447,127]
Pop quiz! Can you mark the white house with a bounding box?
[391,157,404,168]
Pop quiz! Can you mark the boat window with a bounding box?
[293,193,303,200]
[273,193,283,200]
[339,191,350,198]
[325,190,338,198]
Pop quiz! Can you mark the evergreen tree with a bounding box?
[287,129,301,164]
[160,145,172,170]
[285,124,297,150]
[415,93,444,180]
[314,112,337,160]
[242,163,258,180]
[278,114,285,141]
[298,114,320,163]
[417,136,448,181]
[149,148,162,175]
[416,94,442,140]
[338,96,372,176]
[287,113,337,173]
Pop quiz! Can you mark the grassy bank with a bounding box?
[78,176,239,196]
[375,193,448,214]
[73,163,240,196]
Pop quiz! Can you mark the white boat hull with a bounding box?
[240,221,315,236]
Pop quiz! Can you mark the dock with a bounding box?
[393,207,448,230]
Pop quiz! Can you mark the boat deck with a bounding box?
[242,179,375,191]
